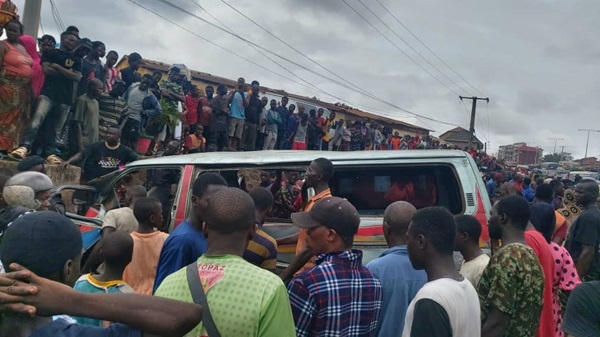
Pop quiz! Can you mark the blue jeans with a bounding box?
[21,95,70,156]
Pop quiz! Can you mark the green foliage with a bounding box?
[155,99,180,130]
[543,152,573,162]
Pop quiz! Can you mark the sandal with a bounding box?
[8,147,28,161]
[45,154,63,165]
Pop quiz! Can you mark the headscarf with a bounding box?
[20,35,44,98]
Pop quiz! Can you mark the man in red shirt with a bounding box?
[513,173,524,193]
[198,85,214,140]
[184,85,200,133]
[391,132,401,150]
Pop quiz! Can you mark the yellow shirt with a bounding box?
[322,119,334,141]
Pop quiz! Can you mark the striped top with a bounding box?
[244,224,278,272]
[98,93,128,140]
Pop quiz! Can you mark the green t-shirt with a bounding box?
[478,243,544,337]
[155,254,296,337]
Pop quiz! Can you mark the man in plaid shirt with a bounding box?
[287,197,382,337]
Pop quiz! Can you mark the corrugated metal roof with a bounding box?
[116,57,429,133]
[438,127,482,145]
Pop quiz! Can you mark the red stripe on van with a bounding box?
[475,189,490,246]
[174,165,194,228]
[357,226,383,237]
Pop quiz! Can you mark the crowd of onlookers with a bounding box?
[1,16,493,181]
[0,155,599,337]
[2,11,599,337]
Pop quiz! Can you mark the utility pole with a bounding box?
[549,137,564,155]
[459,96,490,150]
[578,128,600,159]
[22,0,43,38]
[560,145,565,161]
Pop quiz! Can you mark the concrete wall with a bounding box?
[0,161,82,212]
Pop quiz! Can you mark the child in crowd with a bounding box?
[184,125,206,153]
[123,197,169,295]
[73,231,135,326]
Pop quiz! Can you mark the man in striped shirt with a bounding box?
[98,80,128,141]
[244,187,278,272]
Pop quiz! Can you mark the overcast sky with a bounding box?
[10,0,600,158]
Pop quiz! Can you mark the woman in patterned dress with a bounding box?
[0,19,32,154]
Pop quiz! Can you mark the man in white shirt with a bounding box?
[454,214,490,287]
[404,207,481,337]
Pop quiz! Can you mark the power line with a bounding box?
[356,0,467,95]
[143,0,465,127]
[210,0,421,120]
[341,0,461,97]
[460,99,487,142]
[374,0,485,96]
[127,1,313,88]
[49,0,65,31]
[485,100,490,141]
[459,99,487,141]
[128,0,417,123]
[189,0,413,119]
[218,0,373,98]
[188,1,316,88]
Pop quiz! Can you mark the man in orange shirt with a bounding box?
[123,197,169,295]
[391,132,401,150]
[279,158,334,280]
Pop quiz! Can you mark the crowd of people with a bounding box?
[0,155,598,337]
[0,13,598,337]
[0,18,498,177]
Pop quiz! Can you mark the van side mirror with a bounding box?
[55,185,98,215]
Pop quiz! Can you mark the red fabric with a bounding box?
[391,136,400,150]
[524,230,556,337]
[514,181,524,193]
[198,97,211,126]
[316,116,325,127]
[184,95,199,125]
[552,216,568,243]
[292,142,306,150]
[185,134,204,151]
[20,35,44,98]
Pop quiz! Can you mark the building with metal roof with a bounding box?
[116,57,430,136]
[438,127,483,150]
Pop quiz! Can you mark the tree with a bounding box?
[543,152,573,162]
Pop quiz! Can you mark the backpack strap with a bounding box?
[186,262,222,337]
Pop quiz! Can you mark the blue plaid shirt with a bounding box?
[287,250,382,337]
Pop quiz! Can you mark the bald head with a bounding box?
[499,182,519,197]
[580,180,599,195]
[205,187,255,234]
[384,201,418,234]
[575,180,600,206]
